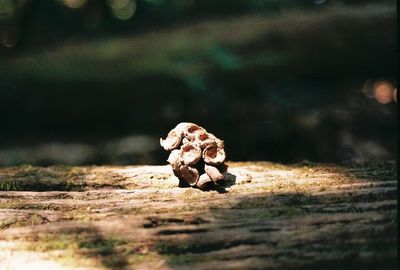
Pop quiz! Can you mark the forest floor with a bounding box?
[0,161,397,270]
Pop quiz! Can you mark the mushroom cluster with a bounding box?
[160,122,227,189]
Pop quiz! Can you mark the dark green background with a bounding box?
[0,0,397,165]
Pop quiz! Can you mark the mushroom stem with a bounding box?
[205,164,224,183]
[197,173,213,190]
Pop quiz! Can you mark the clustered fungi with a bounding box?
[160,122,227,190]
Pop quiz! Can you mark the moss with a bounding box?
[154,181,178,189]
[25,233,78,252]
[0,166,89,191]
[126,253,159,264]
[0,219,16,229]
[155,239,231,266]
[164,253,218,265]
[180,188,214,202]
[79,237,127,253]
[234,198,270,209]
[0,201,71,211]
[18,232,148,268]
[0,179,19,191]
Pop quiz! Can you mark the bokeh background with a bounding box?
[0,0,397,166]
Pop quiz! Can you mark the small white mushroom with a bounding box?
[184,123,206,141]
[160,122,197,150]
[179,165,200,186]
[160,129,183,151]
[180,143,202,165]
[175,122,194,131]
[203,145,226,165]
[197,173,213,190]
[195,131,216,149]
[167,149,182,171]
[204,164,224,183]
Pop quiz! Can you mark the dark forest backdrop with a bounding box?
[0,0,397,166]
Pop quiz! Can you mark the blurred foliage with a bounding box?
[0,0,397,165]
[0,0,395,50]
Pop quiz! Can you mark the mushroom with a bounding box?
[203,145,226,165]
[167,149,182,171]
[205,164,224,183]
[160,122,228,190]
[160,122,198,150]
[180,143,202,165]
[197,173,213,190]
[178,165,200,186]
[160,129,183,151]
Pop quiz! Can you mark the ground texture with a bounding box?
[0,162,397,270]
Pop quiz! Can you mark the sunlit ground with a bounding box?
[0,161,396,269]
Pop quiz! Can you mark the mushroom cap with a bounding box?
[160,129,183,151]
[184,124,206,141]
[203,145,226,165]
[179,165,200,186]
[167,149,182,170]
[180,143,202,165]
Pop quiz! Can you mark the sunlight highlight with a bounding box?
[373,80,395,104]
[62,0,88,9]
[108,0,136,20]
